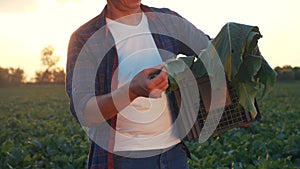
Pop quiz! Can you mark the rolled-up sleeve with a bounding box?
[66,32,98,126]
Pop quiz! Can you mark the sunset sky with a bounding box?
[1,0,300,81]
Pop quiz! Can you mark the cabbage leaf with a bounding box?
[164,22,277,118]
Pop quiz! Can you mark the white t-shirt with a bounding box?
[106,13,180,151]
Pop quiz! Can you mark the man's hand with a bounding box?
[129,63,168,100]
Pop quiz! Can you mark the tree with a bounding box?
[275,65,300,81]
[41,45,60,71]
[35,69,53,83]
[8,67,24,85]
[52,68,65,84]
[0,67,9,86]
[293,66,300,80]
[0,67,25,86]
[35,46,65,84]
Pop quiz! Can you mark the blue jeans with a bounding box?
[113,142,189,169]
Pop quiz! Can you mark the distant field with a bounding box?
[0,83,299,169]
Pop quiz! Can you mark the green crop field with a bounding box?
[0,83,299,169]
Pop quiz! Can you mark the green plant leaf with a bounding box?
[209,22,275,117]
[255,58,277,97]
[190,57,207,78]
[165,58,187,78]
[178,55,195,68]
[1,139,14,152]
[233,54,262,82]
[232,81,259,117]
[164,58,190,92]
[245,29,262,56]
[211,23,262,80]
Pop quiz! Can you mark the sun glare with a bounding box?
[0,0,300,81]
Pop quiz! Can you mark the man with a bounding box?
[66,0,209,168]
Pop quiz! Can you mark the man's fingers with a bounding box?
[149,78,168,98]
[130,63,169,99]
[146,63,166,77]
[150,68,168,85]
[153,74,169,90]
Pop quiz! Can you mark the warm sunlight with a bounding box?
[0,0,104,81]
[1,1,300,168]
[0,0,300,81]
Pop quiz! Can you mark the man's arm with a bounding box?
[82,65,169,125]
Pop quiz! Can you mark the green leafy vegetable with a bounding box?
[164,58,190,93]
[164,22,277,118]
[164,58,187,78]
[213,23,276,118]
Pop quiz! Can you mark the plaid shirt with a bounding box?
[66,4,209,169]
